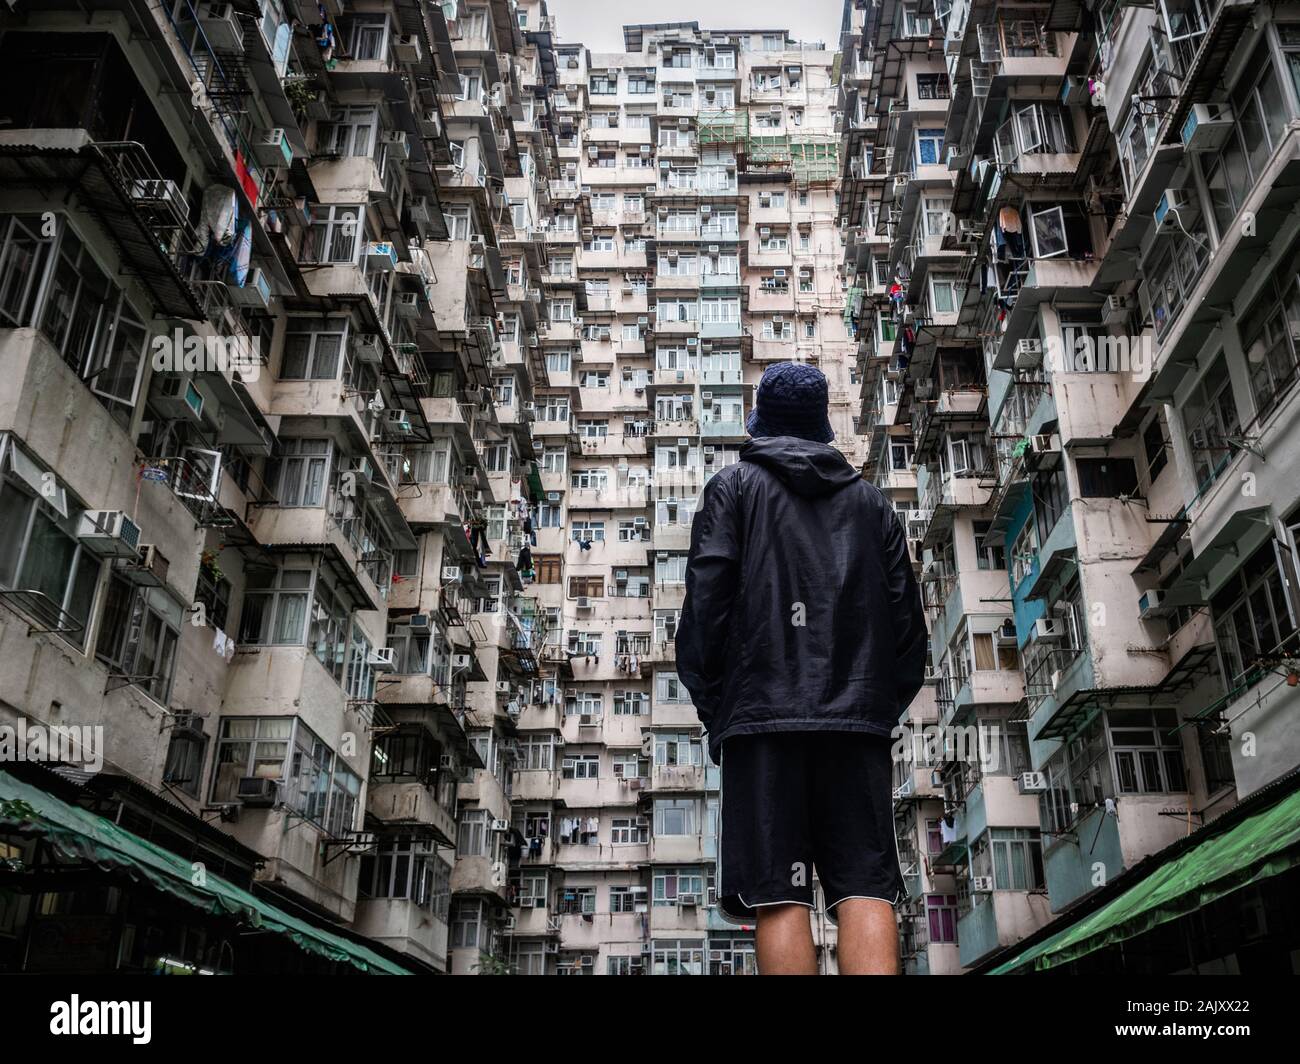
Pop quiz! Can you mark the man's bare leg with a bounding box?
[834,898,899,974]
[755,904,817,974]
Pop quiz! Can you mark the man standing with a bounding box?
[677,361,927,975]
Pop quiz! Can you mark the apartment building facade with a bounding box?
[0,0,562,975]
[839,0,1300,974]
[0,0,872,978]
[496,20,864,977]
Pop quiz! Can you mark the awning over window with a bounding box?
[990,784,1300,974]
[0,770,410,975]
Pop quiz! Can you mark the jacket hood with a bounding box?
[740,436,861,497]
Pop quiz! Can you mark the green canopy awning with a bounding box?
[991,786,1300,974]
[0,770,409,975]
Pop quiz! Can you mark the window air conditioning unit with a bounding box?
[439,753,455,770]
[708,244,720,255]
[131,178,185,215]
[1102,295,1130,326]
[408,614,431,631]
[78,510,142,558]
[237,776,278,806]
[441,565,462,583]
[491,818,510,832]
[678,893,699,907]
[759,227,771,237]
[127,544,171,588]
[1015,338,1042,368]
[367,647,397,672]
[546,491,561,502]
[409,196,432,223]
[393,33,422,63]
[1034,617,1065,643]
[253,128,294,168]
[354,333,383,363]
[1181,102,1234,153]
[396,291,420,318]
[420,109,442,137]
[1018,771,1048,795]
[155,373,206,422]
[1153,188,1199,233]
[379,129,408,158]
[576,596,592,610]
[496,680,512,694]
[971,876,995,893]
[996,619,1017,644]
[1138,589,1174,619]
[451,653,472,669]
[197,3,244,52]
[386,410,413,435]
[231,266,271,308]
[1029,433,1061,464]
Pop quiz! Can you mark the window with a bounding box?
[0,462,100,647]
[973,521,1007,571]
[0,215,148,426]
[568,575,604,599]
[94,577,182,703]
[1211,538,1299,689]
[321,106,378,156]
[926,895,958,942]
[458,809,491,857]
[974,828,1045,890]
[345,13,389,60]
[326,764,362,837]
[211,717,291,804]
[652,870,706,908]
[359,837,447,918]
[269,439,331,506]
[929,275,958,314]
[915,127,944,166]
[611,819,649,846]
[162,717,207,797]
[302,205,365,264]
[443,203,474,241]
[281,321,346,380]
[1203,41,1291,239]
[1182,356,1240,493]
[561,754,599,779]
[1009,515,1038,589]
[917,73,950,100]
[1075,458,1139,498]
[654,798,698,836]
[1238,230,1300,421]
[451,899,485,949]
[238,567,312,645]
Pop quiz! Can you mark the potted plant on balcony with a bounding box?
[285,76,329,122]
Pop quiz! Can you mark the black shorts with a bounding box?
[717,731,905,923]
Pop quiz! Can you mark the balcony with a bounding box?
[650,763,708,793]
[957,888,1053,969]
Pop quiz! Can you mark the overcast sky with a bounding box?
[544,0,844,52]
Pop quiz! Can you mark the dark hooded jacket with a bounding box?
[677,436,927,761]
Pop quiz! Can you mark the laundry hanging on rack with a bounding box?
[195,185,238,254]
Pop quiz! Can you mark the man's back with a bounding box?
[676,435,927,764]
